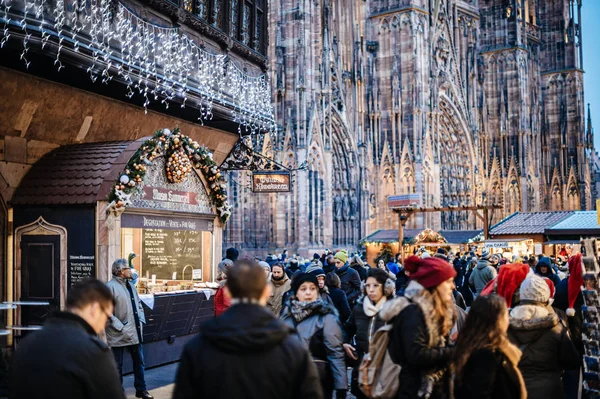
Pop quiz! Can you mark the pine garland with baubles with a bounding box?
[107,128,232,224]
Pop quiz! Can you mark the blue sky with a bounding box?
[582,1,600,150]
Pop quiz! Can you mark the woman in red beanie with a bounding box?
[380,255,457,399]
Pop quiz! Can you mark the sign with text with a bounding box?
[388,194,420,208]
[69,254,95,286]
[121,213,213,232]
[142,229,203,280]
[252,171,291,193]
[143,187,199,206]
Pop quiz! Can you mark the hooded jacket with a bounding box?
[106,276,146,347]
[469,258,497,295]
[268,274,292,316]
[11,312,125,399]
[535,257,561,287]
[507,304,580,399]
[174,304,323,399]
[280,300,348,392]
[381,280,454,399]
[334,263,362,306]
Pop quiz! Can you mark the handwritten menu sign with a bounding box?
[142,229,202,280]
[69,255,95,287]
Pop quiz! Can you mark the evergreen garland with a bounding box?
[108,127,231,224]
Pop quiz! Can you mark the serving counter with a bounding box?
[122,289,214,373]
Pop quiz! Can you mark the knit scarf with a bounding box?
[290,299,325,323]
[363,296,387,317]
[498,338,528,399]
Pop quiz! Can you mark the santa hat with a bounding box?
[567,253,584,317]
[542,277,556,306]
[481,263,530,308]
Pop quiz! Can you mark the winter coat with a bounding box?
[395,269,410,296]
[350,263,369,281]
[214,284,230,316]
[268,275,292,316]
[535,258,562,287]
[106,276,146,347]
[508,304,581,399]
[454,259,467,288]
[454,348,526,399]
[469,259,497,295]
[11,312,125,399]
[285,264,301,279]
[344,297,386,360]
[327,287,352,324]
[381,280,454,399]
[554,276,584,356]
[174,304,323,399]
[334,264,362,306]
[281,300,348,392]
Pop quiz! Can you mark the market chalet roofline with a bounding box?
[0,0,273,134]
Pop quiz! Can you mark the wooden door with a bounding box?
[20,235,60,326]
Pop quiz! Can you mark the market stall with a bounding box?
[11,128,229,367]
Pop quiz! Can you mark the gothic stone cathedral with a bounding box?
[224,0,596,256]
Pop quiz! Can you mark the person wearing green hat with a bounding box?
[333,249,361,307]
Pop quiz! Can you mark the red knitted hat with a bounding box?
[404,255,456,289]
[567,253,584,316]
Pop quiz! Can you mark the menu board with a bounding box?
[142,229,202,280]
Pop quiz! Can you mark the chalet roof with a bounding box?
[545,211,600,235]
[489,212,575,236]
[360,229,422,244]
[438,230,482,244]
[11,140,141,205]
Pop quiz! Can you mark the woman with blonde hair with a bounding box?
[380,255,456,399]
[453,294,526,399]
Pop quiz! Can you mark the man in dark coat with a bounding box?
[173,260,323,399]
[285,258,302,279]
[333,250,362,307]
[323,254,336,275]
[11,279,125,399]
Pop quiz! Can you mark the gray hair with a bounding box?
[112,258,129,276]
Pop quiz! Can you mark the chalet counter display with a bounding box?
[120,213,216,293]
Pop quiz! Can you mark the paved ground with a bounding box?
[124,362,356,399]
[124,362,177,399]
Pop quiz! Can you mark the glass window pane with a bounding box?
[197,0,208,20]
[255,10,263,51]
[183,0,193,12]
[231,0,238,39]
[242,2,251,45]
[212,0,221,29]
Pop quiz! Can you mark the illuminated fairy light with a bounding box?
[0,0,275,134]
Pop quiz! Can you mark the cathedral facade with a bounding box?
[224,0,596,256]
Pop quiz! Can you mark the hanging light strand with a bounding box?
[0,0,276,134]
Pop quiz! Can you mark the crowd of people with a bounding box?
[7,245,593,399]
[202,246,588,399]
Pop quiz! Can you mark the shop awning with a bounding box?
[11,140,142,205]
[438,230,482,244]
[360,229,422,245]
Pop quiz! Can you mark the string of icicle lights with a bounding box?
[0,0,275,134]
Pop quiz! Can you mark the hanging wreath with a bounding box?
[108,127,232,223]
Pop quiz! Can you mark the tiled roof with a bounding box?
[438,230,482,244]
[360,229,422,244]
[546,211,599,232]
[489,211,575,235]
[12,141,135,205]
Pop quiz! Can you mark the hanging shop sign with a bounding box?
[388,194,420,208]
[252,171,291,193]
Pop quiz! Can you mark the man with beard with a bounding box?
[267,263,291,316]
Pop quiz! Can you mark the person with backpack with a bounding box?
[469,251,497,295]
[508,275,580,399]
[280,273,347,399]
[453,294,527,399]
[343,268,395,398]
[380,255,457,399]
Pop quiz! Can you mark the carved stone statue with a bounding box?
[342,194,351,221]
[334,193,342,221]
[350,192,358,220]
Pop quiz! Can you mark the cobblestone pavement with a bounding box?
[124,363,357,399]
